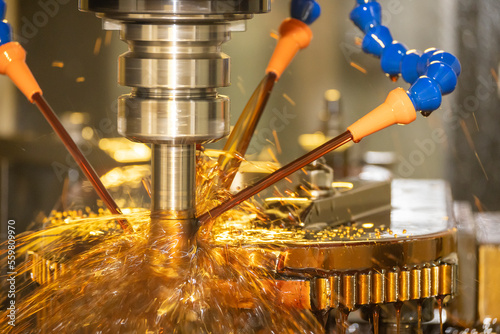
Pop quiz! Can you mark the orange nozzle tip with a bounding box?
[265,18,313,80]
[0,42,42,103]
[347,88,416,143]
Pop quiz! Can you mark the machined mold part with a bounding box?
[27,253,456,312]
[28,180,458,315]
[212,180,458,311]
[476,212,500,322]
[264,179,392,228]
[307,264,456,311]
[447,202,477,328]
[297,158,335,199]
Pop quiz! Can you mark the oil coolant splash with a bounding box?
[0,152,322,333]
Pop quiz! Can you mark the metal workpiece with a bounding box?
[306,264,457,311]
[265,179,392,228]
[216,181,457,271]
[28,253,456,312]
[297,158,335,199]
[213,180,458,312]
[302,179,391,226]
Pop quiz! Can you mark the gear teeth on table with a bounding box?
[310,263,456,311]
[27,252,456,312]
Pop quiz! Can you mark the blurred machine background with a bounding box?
[0,0,500,330]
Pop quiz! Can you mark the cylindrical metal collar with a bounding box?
[79,0,270,17]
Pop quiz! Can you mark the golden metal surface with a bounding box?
[421,267,431,298]
[343,274,356,310]
[309,264,456,311]
[431,266,440,296]
[478,245,500,321]
[386,271,399,303]
[208,180,458,311]
[439,263,453,296]
[26,179,458,313]
[358,273,371,305]
[372,270,385,304]
[400,270,410,301]
[214,228,457,276]
[411,268,421,300]
[329,275,341,308]
[312,278,329,310]
[28,250,456,311]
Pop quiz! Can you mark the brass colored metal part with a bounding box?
[372,271,385,304]
[327,264,455,310]
[27,181,458,313]
[312,278,330,310]
[411,268,421,300]
[28,251,457,311]
[386,271,399,303]
[269,230,457,273]
[431,266,440,296]
[329,275,341,308]
[274,279,311,310]
[297,264,457,311]
[358,273,371,305]
[343,274,357,311]
[421,267,432,298]
[478,244,500,321]
[27,251,66,286]
[439,263,453,296]
[399,270,410,301]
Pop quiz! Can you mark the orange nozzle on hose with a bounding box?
[0,42,42,103]
[266,18,313,81]
[347,88,417,143]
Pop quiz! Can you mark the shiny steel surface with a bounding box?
[118,22,232,145]
[80,1,267,241]
[118,94,229,143]
[149,144,197,270]
[119,56,230,89]
[152,144,195,215]
[80,0,270,17]
[119,23,231,89]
